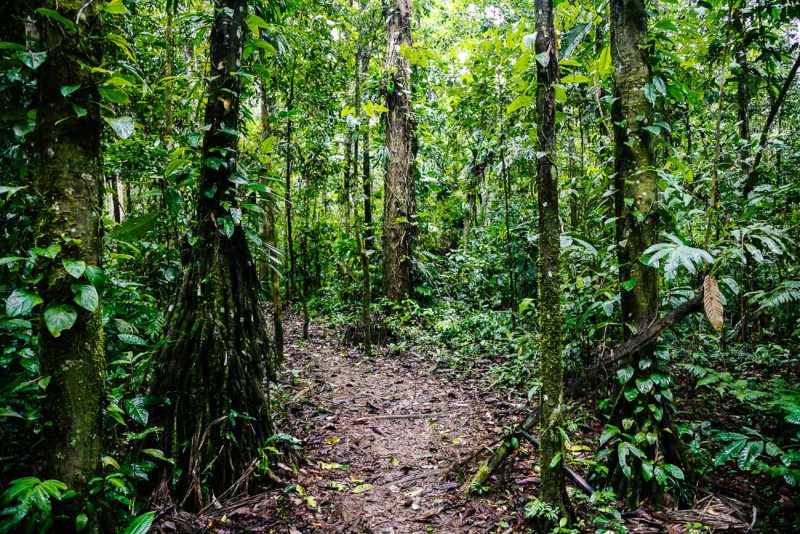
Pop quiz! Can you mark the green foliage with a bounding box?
[0,477,68,532]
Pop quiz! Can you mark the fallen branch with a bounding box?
[356,411,451,422]
[516,430,594,496]
[469,294,703,491]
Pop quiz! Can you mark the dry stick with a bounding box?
[470,294,703,489]
[742,51,800,197]
[516,430,595,496]
[356,412,451,422]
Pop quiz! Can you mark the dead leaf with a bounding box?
[703,275,724,331]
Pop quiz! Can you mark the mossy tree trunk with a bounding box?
[535,0,571,519]
[151,0,274,509]
[382,0,416,301]
[608,0,689,505]
[260,81,284,367]
[34,0,106,501]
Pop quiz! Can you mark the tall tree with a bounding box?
[382,0,416,300]
[535,0,570,518]
[261,81,284,366]
[608,0,688,503]
[150,0,274,508]
[34,0,105,501]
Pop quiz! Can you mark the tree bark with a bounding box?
[151,0,273,509]
[34,0,105,501]
[261,82,284,366]
[382,0,416,301]
[362,50,374,251]
[535,0,570,518]
[284,65,296,295]
[609,0,688,504]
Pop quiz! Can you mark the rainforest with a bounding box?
[1,0,799,532]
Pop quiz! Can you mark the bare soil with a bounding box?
[269,314,525,533]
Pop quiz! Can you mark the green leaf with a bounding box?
[617,366,634,385]
[72,284,99,312]
[219,216,234,238]
[36,8,77,31]
[44,304,77,337]
[620,278,636,291]
[32,243,61,259]
[122,511,155,534]
[561,73,589,84]
[109,212,158,240]
[75,513,88,532]
[62,259,86,278]
[99,86,129,104]
[618,443,632,478]
[60,85,81,97]
[125,397,148,426]
[6,289,43,316]
[118,333,146,345]
[103,0,128,14]
[17,51,47,70]
[738,440,764,470]
[624,387,638,402]
[107,33,136,61]
[599,425,619,446]
[506,95,532,114]
[85,265,107,290]
[0,256,28,265]
[715,439,746,465]
[352,483,373,494]
[142,448,173,464]
[644,82,656,104]
[661,463,684,480]
[636,377,653,394]
[0,407,25,419]
[104,116,135,139]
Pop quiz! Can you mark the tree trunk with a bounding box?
[261,82,284,367]
[284,65,296,295]
[609,0,688,504]
[742,52,800,196]
[362,50,374,251]
[34,0,105,502]
[151,0,273,509]
[382,0,416,301]
[343,135,352,237]
[535,0,570,519]
[163,7,174,137]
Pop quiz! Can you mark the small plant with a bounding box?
[0,477,72,533]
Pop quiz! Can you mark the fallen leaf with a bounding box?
[352,483,373,494]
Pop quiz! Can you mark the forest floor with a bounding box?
[266,314,521,532]
[171,314,763,533]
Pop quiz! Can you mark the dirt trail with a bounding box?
[275,315,524,533]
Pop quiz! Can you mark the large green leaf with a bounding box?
[62,259,86,278]
[6,289,43,316]
[44,304,77,337]
[72,284,99,312]
[122,511,155,534]
[104,116,135,139]
[109,212,159,240]
[506,95,532,114]
[125,397,148,425]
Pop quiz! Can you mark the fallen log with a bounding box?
[469,294,703,491]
